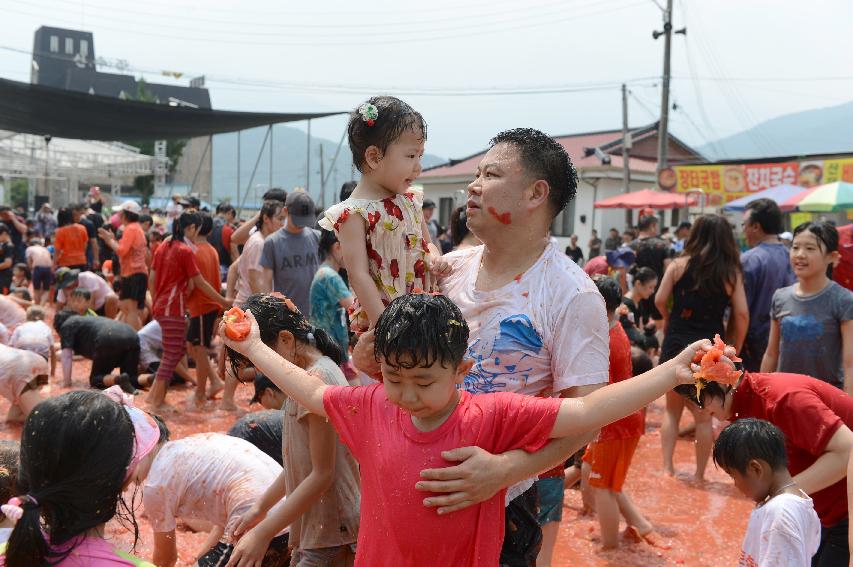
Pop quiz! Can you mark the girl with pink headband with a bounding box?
[1,387,163,567]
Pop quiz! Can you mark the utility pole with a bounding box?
[621,84,632,227]
[306,119,312,193]
[653,0,685,183]
[319,143,325,210]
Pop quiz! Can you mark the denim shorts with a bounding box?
[535,477,565,525]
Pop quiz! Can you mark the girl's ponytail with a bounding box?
[169,211,201,247]
[310,327,344,366]
[6,498,48,567]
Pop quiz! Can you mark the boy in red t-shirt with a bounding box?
[583,276,655,549]
[223,292,725,566]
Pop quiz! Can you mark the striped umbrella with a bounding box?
[796,182,853,212]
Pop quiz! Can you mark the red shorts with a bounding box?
[582,436,640,492]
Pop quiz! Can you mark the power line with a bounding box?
[5,0,647,45]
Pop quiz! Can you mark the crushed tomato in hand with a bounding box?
[223,307,251,341]
[691,334,742,400]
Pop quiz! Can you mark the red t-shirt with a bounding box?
[187,242,221,318]
[732,372,853,527]
[834,224,853,292]
[323,384,561,567]
[221,224,234,255]
[151,241,200,318]
[599,323,645,441]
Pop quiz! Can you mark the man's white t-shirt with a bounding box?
[740,492,820,567]
[143,433,285,543]
[441,242,609,397]
[10,320,53,359]
[137,320,162,368]
[56,271,113,310]
[441,242,609,500]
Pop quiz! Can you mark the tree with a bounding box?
[124,79,187,205]
[7,179,28,209]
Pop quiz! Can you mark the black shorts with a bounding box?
[32,266,53,291]
[144,362,186,386]
[187,309,219,347]
[119,273,147,309]
[90,339,139,388]
[197,533,290,567]
[500,485,542,566]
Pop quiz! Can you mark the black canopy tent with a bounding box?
[0,78,348,212]
[0,78,342,140]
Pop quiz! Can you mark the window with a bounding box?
[49,35,59,53]
[438,197,454,229]
[79,39,89,57]
[550,199,576,237]
[65,37,74,55]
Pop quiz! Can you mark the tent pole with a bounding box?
[269,125,273,190]
[320,126,347,208]
[237,131,241,214]
[236,126,271,218]
[306,119,312,193]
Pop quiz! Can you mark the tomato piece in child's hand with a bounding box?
[223,307,251,341]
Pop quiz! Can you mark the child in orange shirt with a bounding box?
[584,276,656,549]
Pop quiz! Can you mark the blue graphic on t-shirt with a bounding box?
[464,314,544,394]
[780,314,823,343]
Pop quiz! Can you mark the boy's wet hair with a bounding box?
[591,275,622,314]
[793,221,839,254]
[197,212,214,237]
[0,440,19,521]
[489,128,578,219]
[348,96,427,174]
[374,294,469,370]
[70,288,92,301]
[713,418,788,474]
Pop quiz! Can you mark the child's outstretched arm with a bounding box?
[219,310,329,418]
[549,339,724,439]
[338,214,385,327]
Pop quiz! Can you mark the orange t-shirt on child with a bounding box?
[54,224,89,267]
[117,222,148,277]
[187,241,221,318]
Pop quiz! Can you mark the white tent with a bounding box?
[0,130,167,208]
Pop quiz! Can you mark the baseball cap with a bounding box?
[179,196,201,209]
[55,267,81,290]
[251,374,281,404]
[285,191,317,228]
[116,200,141,214]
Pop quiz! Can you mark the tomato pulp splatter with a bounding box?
[487,207,512,225]
[223,307,251,341]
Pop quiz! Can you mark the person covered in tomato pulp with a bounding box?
[318,96,447,334]
[223,292,725,566]
[714,419,820,567]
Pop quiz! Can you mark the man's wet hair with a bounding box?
[489,128,577,218]
[713,418,788,474]
[374,294,469,369]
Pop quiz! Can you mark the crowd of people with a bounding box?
[0,95,848,567]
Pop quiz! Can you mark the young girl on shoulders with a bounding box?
[319,96,448,333]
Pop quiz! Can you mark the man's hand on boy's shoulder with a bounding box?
[416,446,510,514]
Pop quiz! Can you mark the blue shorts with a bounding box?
[535,477,565,525]
[32,266,53,291]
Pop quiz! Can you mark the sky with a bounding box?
[2,0,853,162]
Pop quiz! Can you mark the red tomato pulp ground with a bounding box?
[0,358,751,566]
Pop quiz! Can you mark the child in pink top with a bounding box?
[223,293,726,566]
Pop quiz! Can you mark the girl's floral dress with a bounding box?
[319,189,435,332]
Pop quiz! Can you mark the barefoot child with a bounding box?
[714,418,820,566]
[224,293,359,567]
[223,292,727,566]
[583,276,655,549]
[148,212,230,411]
[318,96,448,334]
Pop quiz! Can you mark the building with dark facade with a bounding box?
[31,26,210,108]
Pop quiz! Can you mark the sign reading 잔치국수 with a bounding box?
[673,157,853,205]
